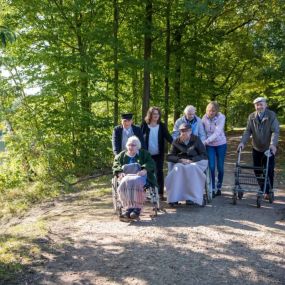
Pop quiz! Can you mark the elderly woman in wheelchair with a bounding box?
[112,136,157,221]
[165,123,208,206]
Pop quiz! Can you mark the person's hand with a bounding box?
[237,143,244,152]
[118,173,125,180]
[269,145,277,155]
[203,140,208,146]
[137,169,147,176]
[179,158,192,164]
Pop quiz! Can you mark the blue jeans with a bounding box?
[206,144,227,191]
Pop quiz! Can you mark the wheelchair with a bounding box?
[111,174,160,219]
[167,162,212,207]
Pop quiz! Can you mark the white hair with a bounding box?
[184,105,196,114]
[126,136,141,149]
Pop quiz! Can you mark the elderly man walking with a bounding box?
[238,97,280,198]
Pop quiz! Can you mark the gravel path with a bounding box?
[1,135,285,285]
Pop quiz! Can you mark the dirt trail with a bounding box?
[1,135,285,285]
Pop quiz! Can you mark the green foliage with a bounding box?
[0,0,284,204]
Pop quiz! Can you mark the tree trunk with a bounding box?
[173,30,182,122]
[113,0,119,126]
[142,0,152,120]
[164,0,171,128]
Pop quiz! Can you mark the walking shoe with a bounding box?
[264,194,269,200]
[119,209,132,221]
[130,208,141,219]
[212,191,216,198]
[168,202,179,207]
[185,200,195,205]
[216,189,222,196]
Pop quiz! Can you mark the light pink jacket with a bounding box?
[202,113,227,146]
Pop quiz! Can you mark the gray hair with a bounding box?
[184,105,196,115]
[126,136,141,149]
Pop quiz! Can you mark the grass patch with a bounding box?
[0,220,47,283]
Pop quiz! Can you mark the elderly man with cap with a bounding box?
[112,113,145,156]
[237,97,280,199]
[165,123,208,206]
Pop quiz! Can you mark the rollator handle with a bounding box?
[264,149,273,157]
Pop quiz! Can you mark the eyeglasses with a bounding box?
[127,144,137,147]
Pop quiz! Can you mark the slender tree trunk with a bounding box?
[173,30,182,122]
[113,0,119,126]
[142,0,152,120]
[164,0,171,128]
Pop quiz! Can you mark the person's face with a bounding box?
[254,102,267,113]
[180,129,191,140]
[206,106,217,119]
[122,119,132,128]
[185,110,195,121]
[151,110,160,122]
[127,143,137,155]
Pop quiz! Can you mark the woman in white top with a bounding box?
[141,107,173,200]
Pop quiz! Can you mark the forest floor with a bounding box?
[1,133,285,285]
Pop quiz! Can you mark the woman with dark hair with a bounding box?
[141,106,173,200]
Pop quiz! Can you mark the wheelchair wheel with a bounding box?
[269,192,274,204]
[238,191,244,200]
[256,195,261,208]
[112,177,122,215]
[232,192,237,205]
[205,168,212,203]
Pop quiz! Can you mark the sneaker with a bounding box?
[130,208,141,219]
[264,194,269,200]
[216,189,221,196]
[119,209,132,221]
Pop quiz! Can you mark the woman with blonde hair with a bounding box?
[202,101,227,197]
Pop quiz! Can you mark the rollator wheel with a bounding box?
[269,192,274,204]
[232,193,237,205]
[153,207,158,217]
[256,196,261,208]
[238,192,244,200]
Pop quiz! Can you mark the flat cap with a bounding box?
[253,97,266,104]
[179,123,191,131]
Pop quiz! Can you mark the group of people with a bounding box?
[112,97,280,221]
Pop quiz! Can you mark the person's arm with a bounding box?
[112,153,123,175]
[270,117,280,147]
[191,137,208,162]
[198,119,207,142]
[162,123,173,144]
[172,118,181,140]
[140,150,156,173]
[167,142,181,163]
[269,116,280,154]
[136,127,146,150]
[112,128,120,155]
[204,115,225,144]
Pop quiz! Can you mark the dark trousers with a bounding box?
[252,148,275,194]
[151,154,164,196]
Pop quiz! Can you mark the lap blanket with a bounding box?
[165,160,208,205]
